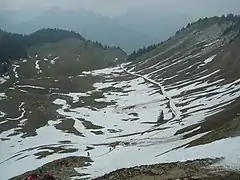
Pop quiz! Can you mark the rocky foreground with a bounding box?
[11,157,240,180]
[94,159,240,180]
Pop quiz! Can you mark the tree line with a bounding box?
[127,43,162,62]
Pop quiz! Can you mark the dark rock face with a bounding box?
[10,156,92,180]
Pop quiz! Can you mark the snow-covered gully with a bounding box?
[120,64,181,122]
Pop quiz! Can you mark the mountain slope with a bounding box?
[123,15,240,145]
[1,15,240,180]
[0,28,127,77]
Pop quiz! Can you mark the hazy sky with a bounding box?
[1,0,240,17]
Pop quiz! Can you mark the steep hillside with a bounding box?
[0,28,127,76]
[1,15,240,180]
[127,15,240,62]
[123,15,240,143]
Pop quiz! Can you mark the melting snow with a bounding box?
[204,55,217,64]
[121,64,181,121]
[159,136,240,169]
[0,111,6,118]
[0,75,9,85]
[203,39,220,47]
[0,93,6,100]
[17,85,45,90]
[50,57,59,65]
[7,102,26,121]
[0,52,240,180]
[12,64,20,78]
[76,133,208,179]
[35,60,42,73]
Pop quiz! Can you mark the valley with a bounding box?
[0,15,240,180]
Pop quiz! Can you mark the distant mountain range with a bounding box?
[1,4,240,54]
[0,8,158,53]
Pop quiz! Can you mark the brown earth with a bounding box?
[11,158,240,180]
[10,156,92,180]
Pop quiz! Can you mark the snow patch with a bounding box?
[0,111,6,118]
[35,60,42,73]
[0,93,6,100]
[158,136,240,170]
[0,75,9,85]
[13,64,20,78]
[204,55,217,64]
[17,85,45,90]
[50,57,59,65]
[7,102,26,121]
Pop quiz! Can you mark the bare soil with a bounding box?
[94,158,240,180]
[10,156,92,180]
[11,158,240,180]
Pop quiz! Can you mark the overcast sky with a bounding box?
[1,0,240,17]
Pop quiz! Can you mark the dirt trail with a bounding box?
[120,64,181,122]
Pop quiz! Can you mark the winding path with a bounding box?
[120,64,181,122]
